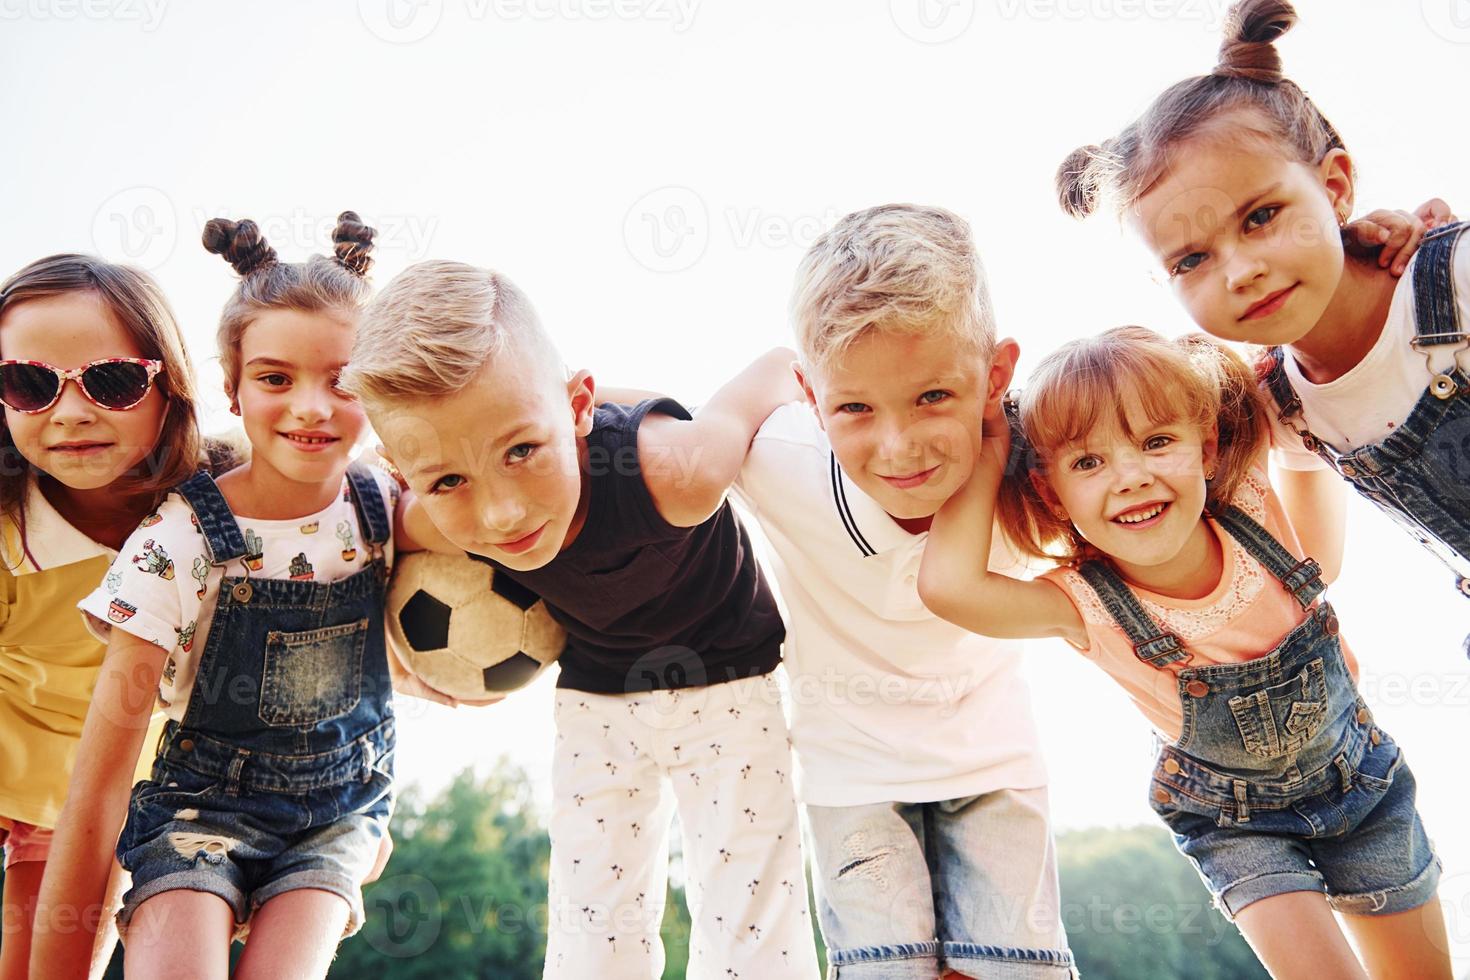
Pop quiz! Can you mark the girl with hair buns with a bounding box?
[36,212,418,979]
[918,327,1450,980]
[0,254,211,980]
[1057,0,1470,635]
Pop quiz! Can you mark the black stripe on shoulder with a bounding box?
[830,453,875,557]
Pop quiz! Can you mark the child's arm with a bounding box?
[917,408,1086,646]
[637,347,801,528]
[1273,466,1346,585]
[32,630,168,980]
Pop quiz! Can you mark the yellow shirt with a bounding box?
[0,482,165,829]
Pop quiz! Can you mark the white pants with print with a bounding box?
[544,673,820,980]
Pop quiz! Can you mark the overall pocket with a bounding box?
[1227,657,1328,760]
[259,618,368,727]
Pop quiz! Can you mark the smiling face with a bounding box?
[798,328,1012,523]
[0,291,168,491]
[375,346,595,571]
[233,307,368,491]
[1040,396,1218,585]
[1130,127,1353,349]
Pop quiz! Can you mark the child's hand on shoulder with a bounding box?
[1344,198,1456,277]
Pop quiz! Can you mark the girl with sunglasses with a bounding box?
[35,212,415,980]
[0,254,211,980]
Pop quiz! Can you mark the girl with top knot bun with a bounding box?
[1057,0,1470,636]
[35,212,428,980]
[1052,2,1458,977]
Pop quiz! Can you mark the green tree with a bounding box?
[1056,825,1267,980]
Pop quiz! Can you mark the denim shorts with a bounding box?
[115,757,392,940]
[805,787,1076,979]
[1150,732,1441,920]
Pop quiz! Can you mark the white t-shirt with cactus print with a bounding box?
[78,471,398,722]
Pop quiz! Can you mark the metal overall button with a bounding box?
[1185,680,1209,698]
[1340,464,1357,478]
[1356,706,1371,726]
[1162,759,1181,775]
[1152,787,1171,804]
[1431,373,1457,400]
[231,581,253,603]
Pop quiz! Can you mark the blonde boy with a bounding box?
[730,205,1076,978]
[342,261,819,980]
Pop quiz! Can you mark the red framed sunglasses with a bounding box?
[0,358,165,413]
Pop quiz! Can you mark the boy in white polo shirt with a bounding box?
[730,204,1073,979]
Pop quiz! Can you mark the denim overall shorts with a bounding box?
[1263,221,1470,633]
[1079,506,1439,920]
[115,465,395,937]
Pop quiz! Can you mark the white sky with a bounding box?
[4,0,1468,965]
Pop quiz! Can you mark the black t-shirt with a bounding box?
[477,398,784,694]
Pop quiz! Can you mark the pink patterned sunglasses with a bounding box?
[0,358,165,413]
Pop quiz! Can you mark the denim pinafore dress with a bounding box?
[1079,507,1437,917]
[116,465,395,928]
[1263,221,1470,615]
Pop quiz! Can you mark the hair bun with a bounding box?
[331,211,376,277]
[1215,0,1296,83]
[1055,144,1105,219]
[202,218,278,278]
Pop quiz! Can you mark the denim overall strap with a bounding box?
[175,471,249,564]
[344,464,390,547]
[1411,221,1466,346]
[1076,561,1190,667]
[1210,506,1324,609]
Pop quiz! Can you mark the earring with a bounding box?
[229,403,240,416]
[1205,468,1216,481]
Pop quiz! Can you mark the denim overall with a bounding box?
[1079,507,1435,917]
[1263,221,1470,618]
[116,465,395,929]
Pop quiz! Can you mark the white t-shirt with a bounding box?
[79,471,398,721]
[1271,238,1470,470]
[732,402,1047,808]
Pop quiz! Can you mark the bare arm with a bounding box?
[917,409,1086,645]
[1273,465,1346,585]
[32,629,167,980]
[638,347,801,527]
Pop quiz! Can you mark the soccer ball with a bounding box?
[386,551,565,700]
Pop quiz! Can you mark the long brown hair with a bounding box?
[0,255,204,521]
[998,327,1268,565]
[203,211,376,403]
[1055,0,1345,220]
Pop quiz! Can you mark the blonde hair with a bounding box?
[998,327,1268,564]
[790,204,996,372]
[340,260,560,404]
[203,211,376,401]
